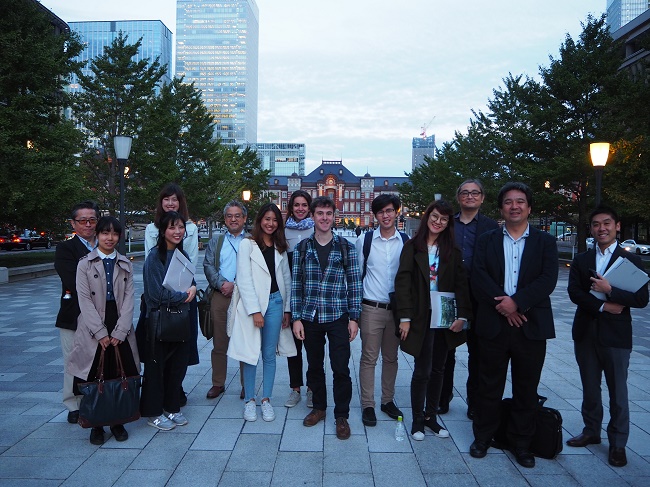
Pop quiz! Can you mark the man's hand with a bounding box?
[603,302,624,314]
[348,320,359,342]
[398,321,410,341]
[293,320,305,340]
[590,273,613,295]
[449,319,465,332]
[221,281,234,297]
[506,312,528,327]
[494,295,518,316]
[252,312,264,328]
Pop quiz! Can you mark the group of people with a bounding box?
[54,179,648,469]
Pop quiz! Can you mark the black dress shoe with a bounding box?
[513,448,535,468]
[470,440,489,458]
[566,433,601,448]
[362,407,377,426]
[110,424,129,442]
[180,388,188,407]
[467,408,475,421]
[380,401,403,420]
[67,410,79,424]
[89,427,105,445]
[436,393,453,414]
[608,446,627,467]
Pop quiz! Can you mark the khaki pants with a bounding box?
[210,292,243,388]
[59,328,81,411]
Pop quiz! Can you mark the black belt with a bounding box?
[362,299,391,310]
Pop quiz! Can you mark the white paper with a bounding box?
[429,291,457,328]
[590,256,650,300]
[163,249,196,292]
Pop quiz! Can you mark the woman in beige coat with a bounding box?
[67,216,140,445]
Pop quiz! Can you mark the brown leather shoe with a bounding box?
[608,446,627,467]
[303,408,326,427]
[206,386,225,399]
[336,417,351,440]
[566,433,601,448]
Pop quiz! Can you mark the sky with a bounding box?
[41,0,605,177]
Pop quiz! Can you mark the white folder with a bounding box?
[163,249,196,292]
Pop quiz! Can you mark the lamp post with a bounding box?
[242,190,251,233]
[590,142,609,207]
[113,135,132,255]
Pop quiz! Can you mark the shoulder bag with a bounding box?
[197,287,213,340]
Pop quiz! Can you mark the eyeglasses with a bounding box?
[429,213,450,225]
[225,214,244,220]
[376,208,396,217]
[459,190,482,198]
[73,218,98,225]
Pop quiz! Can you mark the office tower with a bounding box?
[253,143,305,176]
[607,0,650,30]
[412,135,435,169]
[176,0,259,146]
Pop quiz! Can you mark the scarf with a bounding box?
[285,216,314,231]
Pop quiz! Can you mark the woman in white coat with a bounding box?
[228,203,295,422]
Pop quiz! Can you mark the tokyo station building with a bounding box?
[265,160,409,228]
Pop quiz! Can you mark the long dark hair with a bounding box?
[251,203,288,253]
[156,211,186,264]
[409,199,455,262]
[154,183,189,227]
[286,190,312,221]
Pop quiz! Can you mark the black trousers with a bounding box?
[411,327,448,420]
[303,314,352,419]
[140,340,189,417]
[287,334,305,389]
[472,323,546,449]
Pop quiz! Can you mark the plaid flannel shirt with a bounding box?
[291,232,362,324]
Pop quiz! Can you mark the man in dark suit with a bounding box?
[438,179,498,418]
[55,200,99,423]
[469,182,558,468]
[566,206,649,467]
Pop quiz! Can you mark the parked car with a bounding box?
[586,237,595,250]
[620,239,650,255]
[0,230,53,251]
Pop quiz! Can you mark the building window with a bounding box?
[365,202,369,212]
[282,202,287,210]
[282,191,287,198]
[356,202,360,212]
[344,190,349,199]
[344,202,349,211]
[356,191,361,199]
[384,180,389,186]
[274,179,279,185]
[365,192,370,199]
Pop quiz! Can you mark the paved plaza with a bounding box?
[0,254,649,486]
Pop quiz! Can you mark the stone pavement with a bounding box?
[1,256,649,486]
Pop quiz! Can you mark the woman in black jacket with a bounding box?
[394,199,472,441]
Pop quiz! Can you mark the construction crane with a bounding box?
[420,116,436,139]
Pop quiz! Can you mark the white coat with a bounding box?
[227,238,296,365]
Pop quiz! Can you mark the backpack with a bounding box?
[361,230,409,280]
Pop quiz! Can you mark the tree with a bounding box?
[0,0,87,232]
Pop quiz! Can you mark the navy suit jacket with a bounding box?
[54,235,92,330]
[568,246,649,349]
[472,225,558,341]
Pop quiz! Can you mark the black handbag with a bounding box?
[149,300,191,342]
[197,287,213,340]
[77,347,141,428]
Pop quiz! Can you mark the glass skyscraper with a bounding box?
[607,0,650,31]
[412,135,436,169]
[253,143,306,176]
[176,0,259,146]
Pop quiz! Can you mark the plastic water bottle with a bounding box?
[395,415,406,441]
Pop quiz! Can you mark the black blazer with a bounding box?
[461,212,499,279]
[394,241,472,357]
[54,235,92,330]
[568,246,649,349]
[471,226,558,341]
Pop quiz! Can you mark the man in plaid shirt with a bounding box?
[291,196,362,440]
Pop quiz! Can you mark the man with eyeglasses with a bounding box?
[204,200,248,399]
[438,180,498,419]
[54,200,100,424]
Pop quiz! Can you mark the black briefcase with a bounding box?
[493,395,563,459]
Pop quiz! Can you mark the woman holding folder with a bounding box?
[394,199,472,441]
[140,211,196,431]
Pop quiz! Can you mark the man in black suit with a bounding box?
[55,200,99,423]
[566,206,649,467]
[469,182,558,468]
[438,179,498,418]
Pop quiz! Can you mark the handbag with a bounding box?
[77,347,141,428]
[197,287,214,340]
[149,299,191,342]
[226,283,240,338]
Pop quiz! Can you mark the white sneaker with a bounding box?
[244,400,257,421]
[261,400,275,422]
[412,430,425,441]
[148,414,176,431]
[306,390,313,409]
[285,390,301,408]
[165,411,188,426]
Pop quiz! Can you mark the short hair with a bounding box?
[155,183,189,226]
[250,203,288,253]
[590,205,619,224]
[310,196,336,214]
[156,211,185,264]
[456,179,485,195]
[71,200,100,220]
[497,182,533,208]
[371,194,400,215]
[223,200,247,218]
[286,190,313,220]
[95,216,122,237]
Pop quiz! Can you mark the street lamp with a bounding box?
[242,190,251,233]
[590,142,609,207]
[114,135,132,255]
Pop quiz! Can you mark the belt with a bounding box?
[362,299,391,310]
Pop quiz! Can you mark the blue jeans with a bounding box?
[243,291,284,401]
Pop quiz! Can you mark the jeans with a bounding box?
[411,328,448,420]
[243,291,284,401]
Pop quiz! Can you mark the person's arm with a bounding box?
[144,254,188,308]
[344,240,362,323]
[144,223,157,257]
[111,261,135,343]
[290,241,304,323]
[602,254,649,309]
[54,240,78,296]
[235,239,262,316]
[280,250,292,313]
[75,260,108,341]
[203,235,225,290]
[184,222,199,264]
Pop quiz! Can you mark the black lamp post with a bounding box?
[590,142,609,207]
[113,135,132,255]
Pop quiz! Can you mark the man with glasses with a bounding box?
[55,200,100,424]
[438,180,498,419]
[204,201,248,399]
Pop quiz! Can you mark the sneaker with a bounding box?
[148,414,176,431]
[165,411,188,426]
[285,390,301,408]
[244,400,257,422]
[411,418,425,441]
[261,400,275,422]
[424,416,450,438]
[306,390,313,409]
